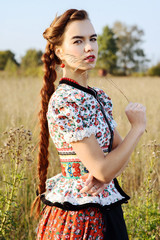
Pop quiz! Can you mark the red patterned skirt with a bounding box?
[36,204,129,240]
[36,205,105,240]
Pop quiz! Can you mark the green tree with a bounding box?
[112,22,149,75]
[0,50,18,70]
[21,49,43,69]
[147,62,160,76]
[5,58,19,76]
[21,49,43,76]
[96,26,118,74]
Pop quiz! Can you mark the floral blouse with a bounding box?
[40,78,130,210]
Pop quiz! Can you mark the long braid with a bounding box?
[38,42,56,192]
[30,42,56,218]
[30,9,89,219]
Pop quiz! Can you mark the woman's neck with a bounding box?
[63,68,88,88]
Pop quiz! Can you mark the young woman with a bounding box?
[31,9,146,240]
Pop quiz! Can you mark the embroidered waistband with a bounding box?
[61,161,89,178]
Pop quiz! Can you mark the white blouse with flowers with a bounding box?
[40,78,130,210]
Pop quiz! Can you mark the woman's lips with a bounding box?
[84,55,96,63]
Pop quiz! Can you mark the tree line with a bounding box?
[0,49,43,77]
[0,22,160,77]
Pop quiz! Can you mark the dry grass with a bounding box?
[0,74,159,239]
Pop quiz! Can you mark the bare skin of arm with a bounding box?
[71,102,146,185]
[79,129,123,196]
[112,129,128,178]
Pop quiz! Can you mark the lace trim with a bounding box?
[37,175,130,208]
[63,125,97,143]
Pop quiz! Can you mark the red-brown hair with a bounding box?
[30,9,89,219]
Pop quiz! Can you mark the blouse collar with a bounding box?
[59,78,97,98]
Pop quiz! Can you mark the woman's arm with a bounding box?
[112,129,130,177]
[112,128,123,150]
[71,102,146,183]
[71,128,141,183]
[80,129,124,195]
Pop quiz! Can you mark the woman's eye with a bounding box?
[73,40,82,44]
[90,38,97,42]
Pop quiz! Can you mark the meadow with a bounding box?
[0,74,159,239]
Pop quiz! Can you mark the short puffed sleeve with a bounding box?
[47,95,97,144]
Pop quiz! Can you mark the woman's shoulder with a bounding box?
[92,86,111,99]
[91,86,112,107]
[49,84,90,107]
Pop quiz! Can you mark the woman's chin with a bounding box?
[76,65,95,72]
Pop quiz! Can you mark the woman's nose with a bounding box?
[84,42,93,52]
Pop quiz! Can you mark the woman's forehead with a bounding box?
[64,19,96,39]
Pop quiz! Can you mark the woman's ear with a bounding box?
[55,47,64,60]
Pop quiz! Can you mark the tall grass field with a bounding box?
[0,75,159,239]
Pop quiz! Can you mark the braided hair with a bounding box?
[30,9,89,218]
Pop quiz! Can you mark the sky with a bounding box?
[1,0,160,66]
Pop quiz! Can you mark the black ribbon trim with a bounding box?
[87,86,114,153]
[59,78,95,96]
[58,151,77,155]
[36,178,130,211]
[37,191,129,211]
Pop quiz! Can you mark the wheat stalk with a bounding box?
[65,53,95,74]
[58,54,147,132]
[104,76,147,133]
[106,77,130,103]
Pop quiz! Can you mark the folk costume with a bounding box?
[36,78,130,240]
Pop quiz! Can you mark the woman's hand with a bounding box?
[80,173,108,196]
[125,102,146,134]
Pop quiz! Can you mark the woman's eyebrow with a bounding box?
[71,34,97,40]
[90,34,97,38]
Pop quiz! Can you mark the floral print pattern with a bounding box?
[36,206,105,240]
[47,84,116,148]
[44,83,126,207]
[36,81,129,239]
[45,173,125,206]
[60,161,89,179]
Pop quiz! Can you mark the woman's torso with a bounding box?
[40,79,130,210]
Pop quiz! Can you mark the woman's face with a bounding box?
[56,19,98,71]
